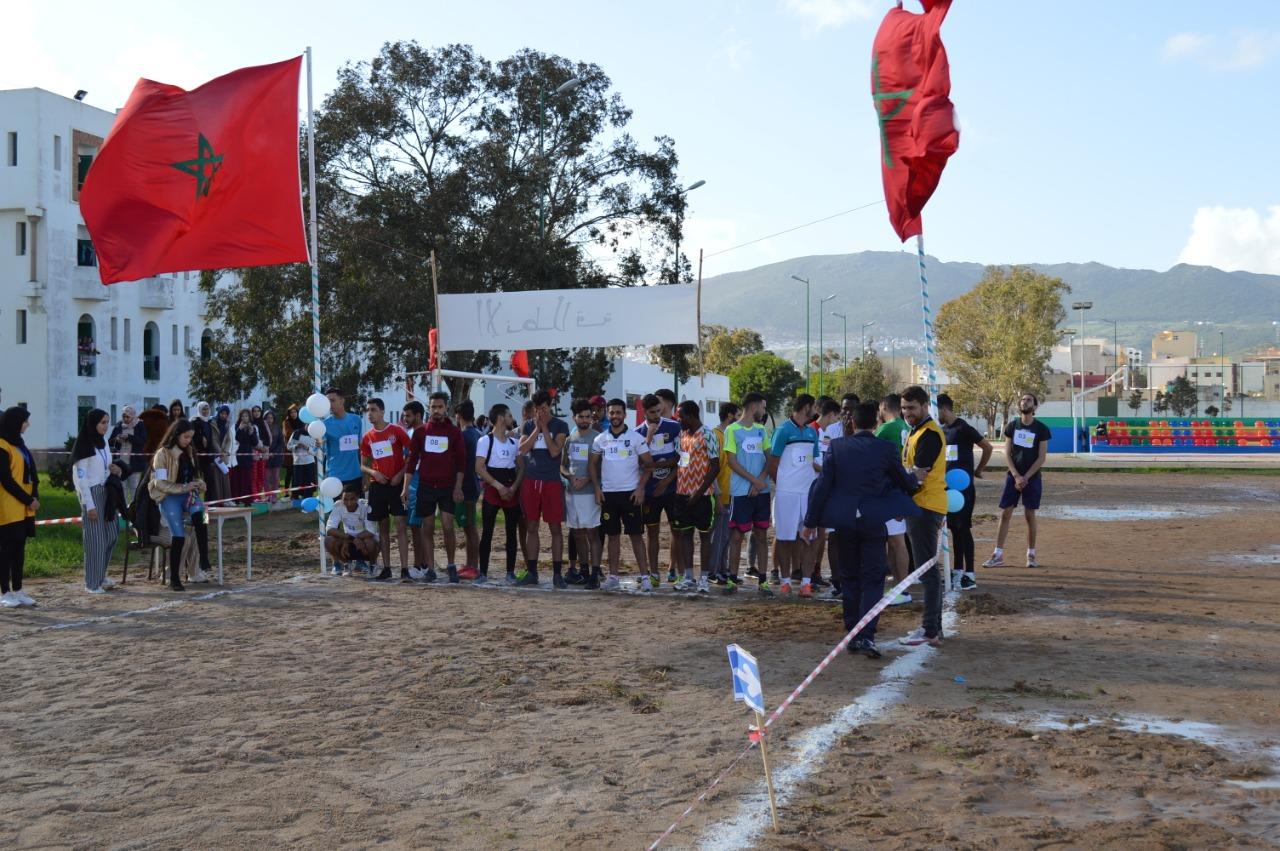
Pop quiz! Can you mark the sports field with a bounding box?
[2,470,1277,849]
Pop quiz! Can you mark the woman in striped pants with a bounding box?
[71,409,122,594]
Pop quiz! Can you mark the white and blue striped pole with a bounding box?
[915,233,951,588]
[306,47,327,575]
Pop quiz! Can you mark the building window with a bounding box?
[53,135,62,171]
[77,314,98,377]
[110,316,118,351]
[123,318,131,352]
[705,399,718,415]
[143,397,159,410]
[201,329,213,361]
[5,132,15,166]
[143,322,160,381]
[110,404,117,423]
[16,309,27,344]
[183,325,191,353]
[72,130,103,201]
[15,221,25,255]
[77,396,96,428]
[77,225,96,267]
[171,324,178,356]
[77,154,93,191]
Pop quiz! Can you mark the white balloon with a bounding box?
[307,419,327,441]
[319,477,344,499]
[305,392,331,420]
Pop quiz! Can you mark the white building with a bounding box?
[1,88,218,449]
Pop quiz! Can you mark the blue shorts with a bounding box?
[729,493,771,532]
[406,474,422,527]
[999,473,1042,510]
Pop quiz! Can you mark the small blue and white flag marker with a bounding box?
[726,643,780,831]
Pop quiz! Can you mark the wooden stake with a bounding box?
[755,711,780,831]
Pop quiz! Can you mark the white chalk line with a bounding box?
[696,593,959,851]
[7,574,319,638]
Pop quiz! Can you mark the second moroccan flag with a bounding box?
[871,0,959,242]
[81,56,308,284]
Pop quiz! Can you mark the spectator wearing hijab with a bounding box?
[263,410,284,503]
[231,409,259,505]
[72,408,126,594]
[250,405,268,500]
[109,405,148,499]
[0,407,39,607]
[281,405,302,494]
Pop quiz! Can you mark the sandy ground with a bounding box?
[1,472,1277,849]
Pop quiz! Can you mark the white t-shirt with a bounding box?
[818,421,843,465]
[477,434,519,469]
[326,499,378,538]
[591,426,651,493]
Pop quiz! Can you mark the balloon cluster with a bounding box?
[296,393,344,516]
[944,468,970,513]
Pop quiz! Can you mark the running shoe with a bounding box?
[711,572,728,585]
[900,628,941,647]
[697,576,710,594]
[15,591,36,606]
[981,552,1005,568]
[447,564,460,584]
[86,586,107,595]
[601,575,622,591]
[1025,551,1039,568]
[331,563,346,577]
[516,571,539,587]
[422,568,438,584]
[584,572,600,590]
[667,568,677,584]
[458,566,480,581]
[638,575,654,593]
[553,573,568,590]
[798,583,813,599]
[851,638,882,659]
[673,577,696,592]
[746,566,763,581]
[505,571,518,586]
[101,577,117,589]
[405,566,421,582]
[829,586,843,600]
[514,568,529,582]
[0,592,19,607]
[375,566,393,582]
[959,573,978,590]
[888,592,913,606]
[812,576,830,589]
[770,569,780,584]
[354,560,370,576]
[565,566,584,585]
[758,581,775,598]
[650,572,662,589]
[473,573,489,586]
[779,582,792,596]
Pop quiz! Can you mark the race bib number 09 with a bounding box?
[740,437,762,454]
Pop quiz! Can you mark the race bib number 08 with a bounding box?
[425,436,449,453]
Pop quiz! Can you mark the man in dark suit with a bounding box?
[803,403,920,658]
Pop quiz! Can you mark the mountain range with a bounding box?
[699,251,1280,360]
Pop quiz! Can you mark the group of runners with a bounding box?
[315,383,1053,628]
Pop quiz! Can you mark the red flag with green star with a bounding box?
[81,57,308,284]
[871,0,959,242]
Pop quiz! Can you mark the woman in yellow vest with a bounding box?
[898,386,948,647]
[0,407,40,608]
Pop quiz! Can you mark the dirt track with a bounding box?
[1,472,1277,849]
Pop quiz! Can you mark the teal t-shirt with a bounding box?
[724,421,770,498]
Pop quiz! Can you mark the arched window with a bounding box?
[143,321,160,381]
[201,329,213,362]
[76,314,97,377]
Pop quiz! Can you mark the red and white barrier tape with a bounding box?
[33,484,319,527]
[648,537,945,848]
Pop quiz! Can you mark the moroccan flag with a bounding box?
[871,0,959,242]
[81,57,308,284]
[428,328,439,370]
[510,350,531,378]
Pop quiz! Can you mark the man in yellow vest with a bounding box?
[897,385,948,647]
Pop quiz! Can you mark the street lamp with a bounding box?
[1099,318,1118,394]
[1071,302,1092,449]
[818,294,835,394]
[669,179,706,396]
[861,320,876,360]
[790,275,811,388]
[831,312,848,368]
[537,76,583,242]
[1061,328,1078,453]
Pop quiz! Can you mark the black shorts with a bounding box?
[601,491,643,536]
[367,481,406,521]
[673,494,714,533]
[414,485,456,518]
[341,477,365,498]
[643,490,677,526]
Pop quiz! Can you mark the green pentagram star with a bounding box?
[172,133,223,200]
[872,56,913,169]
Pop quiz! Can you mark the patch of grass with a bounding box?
[26,485,118,579]
[1050,466,1280,476]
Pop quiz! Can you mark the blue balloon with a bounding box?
[320,496,335,513]
[299,407,316,424]
[945,468,971,491]
[300,497,319,513]
[945,488,965,514]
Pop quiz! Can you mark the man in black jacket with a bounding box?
[804,403,920,658]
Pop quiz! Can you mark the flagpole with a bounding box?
[306,46,327,575]
[915,232,952,589]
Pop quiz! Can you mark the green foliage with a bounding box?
[823,352,891,403]
[1165,375,1199,416]
[1126,388,1144,413]
[195,42,684,404]
[935,266,1070,427]
[702,324,764,375]
[45,435,77,492]
[567,347,617,399]
[729,352,803,416]
[26,484,102,577]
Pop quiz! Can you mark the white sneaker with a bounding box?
[638,575,654,593]
[1026,551,1039,568]
[601,575,622,591]
[101,577,117,589]
[86,587,107,595]
[0,591,20,608]
[697,576,710,594]
[16,591,36,606]
[981,552,1004,568]
[674,577,696,592]
[888,592,913,606]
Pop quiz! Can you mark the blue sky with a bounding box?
[5,0,1279,277]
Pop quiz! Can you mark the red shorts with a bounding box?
[520,478,565,524]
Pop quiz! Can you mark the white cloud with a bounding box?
[710,29,752,73]
[1176,206,1280,274]
[1161,29,1280,71]
[784,0,880,34]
